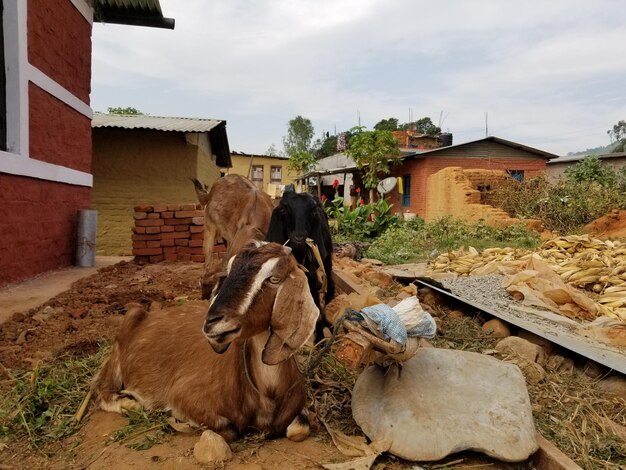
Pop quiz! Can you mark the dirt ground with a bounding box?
[0,259,539,470]
[584,209,626,239]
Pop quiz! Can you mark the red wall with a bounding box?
[27,0,92,102]
[389,156,547,217]
[29,83,92,172]
[0,175,90,287]
[0,1,94,287]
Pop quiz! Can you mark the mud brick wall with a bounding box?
[132,204,210,263]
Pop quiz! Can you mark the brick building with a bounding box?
[91,114,231,256]
[385,136,557,220]
[0,0,173,287]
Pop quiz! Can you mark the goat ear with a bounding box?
[262,268,319,365]
[265,207,286,243]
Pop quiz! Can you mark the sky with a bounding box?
[90,0,626,157]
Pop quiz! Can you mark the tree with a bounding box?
[565,155,615,186]
[283,115,314,156]
[345,126,401,201]
[265,144,282,157]
[283,116,316,175]
[399,116,441,135]
[313,134,338,160]
[107,106,143,115]
[608,120,626,153]
[373,117,399,132]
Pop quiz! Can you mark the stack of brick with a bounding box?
[132,204,209,263]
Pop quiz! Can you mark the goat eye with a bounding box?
[269,276,281,284]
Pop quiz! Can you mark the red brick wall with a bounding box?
[0,174,90,287]
[27,0,92,103]
[390,156,547,217]
[132,204,209,263]
[29,83,92,172]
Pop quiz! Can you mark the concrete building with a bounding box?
[0,0,174,287]
[224,151,297,196]
[91,113,231,256]
[547,152,626,181]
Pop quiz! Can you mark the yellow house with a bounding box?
[224,152,297,196]
[92,113,231,255]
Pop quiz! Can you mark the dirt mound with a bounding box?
[0,260,203,371]
[584,210,626,239]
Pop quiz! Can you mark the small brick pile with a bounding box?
[132,204,207,263]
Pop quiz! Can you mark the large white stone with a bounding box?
[352,348,538,462]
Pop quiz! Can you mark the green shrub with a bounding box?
[364,217,541,264]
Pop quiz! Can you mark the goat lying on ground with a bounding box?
[192,175,274,299]
[93,242,318,442]
[266,190,335,341]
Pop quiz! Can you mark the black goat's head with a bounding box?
[266,191,329,259]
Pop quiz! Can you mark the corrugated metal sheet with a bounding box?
[95,0,162,15]
[548,152,626,164]
[92,114,223,133]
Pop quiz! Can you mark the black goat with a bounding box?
[266,191,335,342]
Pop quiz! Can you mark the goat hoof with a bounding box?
[99,396,142,415]
[286,412,310,442]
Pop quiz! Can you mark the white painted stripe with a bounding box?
[69,0,93,24]
[238,258,279,315]
[3,0,29,156]
[0,151,93,187]
[27,65,93,118]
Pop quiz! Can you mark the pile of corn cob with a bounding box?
[427,235,626,321]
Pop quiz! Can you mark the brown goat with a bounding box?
[192,175,274,299]
[93,242,318,443]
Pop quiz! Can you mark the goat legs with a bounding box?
[285,410,310,442]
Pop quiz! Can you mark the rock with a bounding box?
[509,358,546,384]
[517,331,554,356]
[352,348,537,462]
[482,319,511,338]
[193,430,233,464]
[150,301,163,311]
[394,291,412,301]
[31,313,50,324]
[581,359,607,379]
[365,271,394,289]
[361,258,383,266]
[401,284,417,296]
[11,312,25,323]
[70,308,88,320]
[447,310,466,320]
[596,375,626,401]
[545,354,574,375]
[495,336,546,366]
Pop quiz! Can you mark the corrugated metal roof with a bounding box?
[548,152,626,164]
[403,136,560,160]
[92,113,223,133]
[96,0,162,14]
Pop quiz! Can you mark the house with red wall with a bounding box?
[0,0,173,287]
[386,136,558,219]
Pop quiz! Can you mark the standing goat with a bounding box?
[192,175,274,299]
[93,242,318,442]
[266,190,335,341]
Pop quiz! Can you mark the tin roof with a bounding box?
[93,0,174,29]
[548,152,626,164]
[92,113,223,133]
[92,113,232,167]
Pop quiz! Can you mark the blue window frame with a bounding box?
[402,175,411,206]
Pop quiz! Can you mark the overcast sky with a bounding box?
[91,0,626,157]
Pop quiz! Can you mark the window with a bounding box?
[402,174,411,206]
[270,165,282,183]
[507,170,524,182]
[251,165,264,189]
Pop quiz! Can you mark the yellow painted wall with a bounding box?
[225,154,296,191]
[92,129,220,255]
